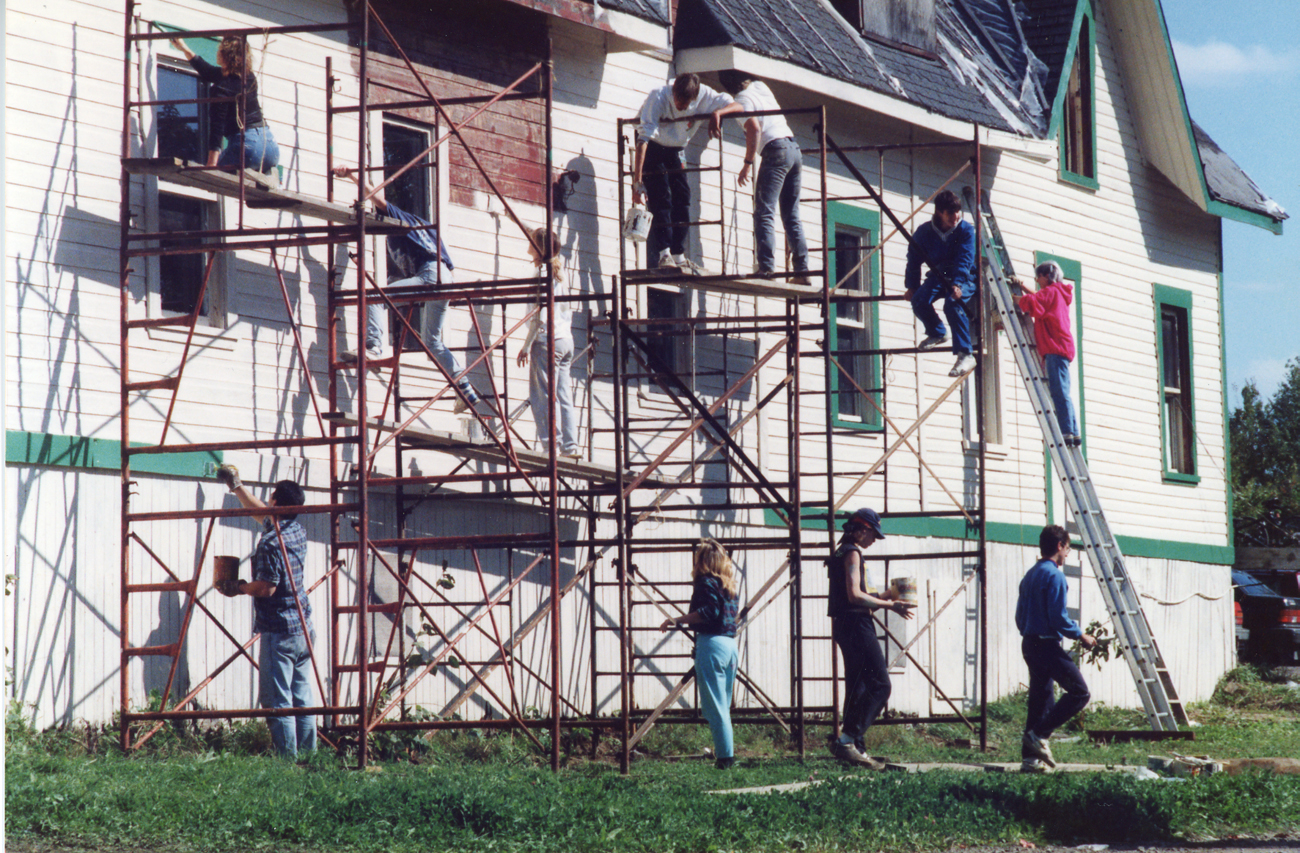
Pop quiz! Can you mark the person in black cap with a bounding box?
[827,507,915,768]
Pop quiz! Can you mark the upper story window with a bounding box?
[382,118,438,351]
[1154,284,1197,483]
[1060,12,1098,188]
[156,61,207,163]
[828,202,881,430]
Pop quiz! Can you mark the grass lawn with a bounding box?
[6,666,1299,853]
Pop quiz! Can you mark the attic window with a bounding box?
[836,0,938,58]
[1060,15,1097,186]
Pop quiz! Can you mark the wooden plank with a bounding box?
[119,158,403,229]
[620,269,820,300]
[323,413,663,486]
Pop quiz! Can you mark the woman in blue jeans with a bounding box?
[170,35,280,174]
[660,539,741,769]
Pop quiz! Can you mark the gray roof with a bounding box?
[597,0,670,25]
[677,0,1285,225]
[1193,122,1288,222]
[676,0,1048,135]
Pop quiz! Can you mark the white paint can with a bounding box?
[622,204,651,242]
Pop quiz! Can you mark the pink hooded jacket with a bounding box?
[1017,280,1075,361]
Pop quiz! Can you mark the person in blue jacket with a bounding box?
[1015,524,1097,772]
[904,190,978,378]
[332,166,480,411]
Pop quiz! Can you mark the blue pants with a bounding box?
[530,337,578,452]
[911,276,975,354]
[1021,635,1090,747]
[695,633,738,760]
[218,125,279,174]
[1044,354,1079,436]
[833,614,891,740]
[259,629,317,759]
[753,138,808,274]
[365,262,474,398]
[642,142,690,258]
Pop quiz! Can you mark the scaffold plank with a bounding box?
[324,413,664,485]
[122,157,399,229]
[620,268,821,300]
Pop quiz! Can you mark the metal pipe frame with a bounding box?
[118,0,990,770]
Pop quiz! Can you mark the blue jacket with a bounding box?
[1015,558,1082,640]
[384,200,455,278]
[904,218,976,292]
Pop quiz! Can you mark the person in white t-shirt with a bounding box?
[631,74,734,275]
[711,71,809,284]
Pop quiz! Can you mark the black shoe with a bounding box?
[715,756,735,770]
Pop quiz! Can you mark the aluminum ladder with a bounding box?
[965,187,1188,731]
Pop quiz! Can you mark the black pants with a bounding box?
[1022,635,1090,749]
[642,141,690,258]
[833,614,891,739]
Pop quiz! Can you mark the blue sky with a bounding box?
[1161,2,1300,403]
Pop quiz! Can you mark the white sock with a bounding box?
[672,253,686,264]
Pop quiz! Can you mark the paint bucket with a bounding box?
[890,576,917,604]
[214,556,240,585]
[622,204,651,242]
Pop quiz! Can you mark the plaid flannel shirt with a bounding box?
[251,518,312,636]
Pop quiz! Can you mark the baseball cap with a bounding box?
[844,507,885,538]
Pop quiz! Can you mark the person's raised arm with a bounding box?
[330,166,387,214]
[169,37,196,61]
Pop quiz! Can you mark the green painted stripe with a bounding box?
[153,22,221,66]
[763,507,1232,564]
[5,430,220,478]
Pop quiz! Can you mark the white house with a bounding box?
[5,0,1285,744]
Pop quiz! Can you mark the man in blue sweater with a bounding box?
[1015,524,1096,772]
[904,190,978,378]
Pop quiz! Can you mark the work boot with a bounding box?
[833,740,886,770]
[918,333,949,351]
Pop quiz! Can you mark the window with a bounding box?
[644,287,685,375]
[1060,12,1097,187]
[828,203,881,429]
[382,119,438,351]
[1155,285,1197,482]
[157,193,210,315]
[156,61,206,163]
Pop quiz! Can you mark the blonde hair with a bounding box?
[217,36,252,75]
[530,226,562,280]
[693,538,738,597]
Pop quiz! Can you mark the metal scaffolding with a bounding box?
[118,0,991,771]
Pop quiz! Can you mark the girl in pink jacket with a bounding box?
[1013,262,1079,446]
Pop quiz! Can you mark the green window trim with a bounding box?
[153,23,221,65]
[762,507,1232,565]
[1153,283,1200,484]
[1035,253,1084,522]
[827,201,883,432]
[6,430,220,478]
[1056,2,1099,190]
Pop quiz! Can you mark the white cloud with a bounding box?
[1172,40,1300,87]
[1233,357,1290,399]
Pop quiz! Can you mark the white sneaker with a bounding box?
[675,257,709,276]
[1022,730,1056,767]
[949,353,976,377]
[1020,758,1050,774]
[657,250,677,270]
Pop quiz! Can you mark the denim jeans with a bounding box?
[911,275,976,354]
[258,629,317,759]
[1043,353,1079,436]
[832,614,891,739]
[753,138,808,274]
[694,633,738,760]
[642,142,690,258]
[530,337,578,453]
[365,262,473,396]
[1021,635,1090,746]
[218,125,279,174]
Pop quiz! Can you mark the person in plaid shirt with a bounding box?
[215,467,315,759]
